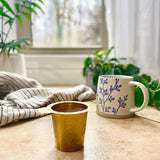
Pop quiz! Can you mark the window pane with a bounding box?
[32,0,102,47]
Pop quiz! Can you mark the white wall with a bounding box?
[25,54,87,85]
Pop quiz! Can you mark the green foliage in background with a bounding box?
[0,0,44,55]
[83,46,160,111]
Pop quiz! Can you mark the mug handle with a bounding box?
[128,81,149,113]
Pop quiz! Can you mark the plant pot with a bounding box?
[86,70,97,93]
[0,54,26,76]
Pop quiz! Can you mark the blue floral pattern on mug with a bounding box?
[97,78,128,115]
[112,95,128,115]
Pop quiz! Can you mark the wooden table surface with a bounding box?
[1,94,160,160]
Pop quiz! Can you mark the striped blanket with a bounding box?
[0,72,95,127]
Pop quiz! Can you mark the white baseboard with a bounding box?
[25,54,87,85]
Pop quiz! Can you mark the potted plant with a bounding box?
[83,46,160,111]
[0,0,44,75]
[83,47,140,91]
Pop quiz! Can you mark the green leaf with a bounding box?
[4,39,29,54]
[33,3,44,13]
[94,66,102,74]
[5,39,29,55]
[141,78,149,88]
[142,74,151,83]
[0,42,6,49]
[0,10,11,19]
[22,11,32,22]
[105,68,114,75]
[102,63,109,69]
[124,64,140,75]
[32,2,42,9]
[15,1,24,12]
[153,89,160,110]
[94,57,102,66]
[4,18,13,26]
[106,63,114,69]
[133,74,143,82]
[25,1,44,13]
[1,0,15,15]
[114,67,122,75]
[151,80,159,90]
[119,58,127,61]
[0,6,3,11]
[134,87,144,107]
[93,73,99,86]
[15,3,20,12]
[16,15,23,27]
[84,57,93,68]
[38,0,44,4]
[117,64,125,68]
[110,58,119,62]
[24,6,37,15]
[82,67,87,77]
[94,50,105,59]
[134,87,152,107]
[148,88,154,106]
[116,64,125,74]
[106,46,114,59]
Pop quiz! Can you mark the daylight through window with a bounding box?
[32,0,102,48]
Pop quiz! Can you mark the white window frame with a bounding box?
[17,0,108,55]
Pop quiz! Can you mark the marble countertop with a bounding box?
[0,100,160,160]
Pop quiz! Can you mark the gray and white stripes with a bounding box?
[0,72,41,99]
[0,72,95,127]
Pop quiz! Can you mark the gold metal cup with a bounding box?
[38,101,88,152]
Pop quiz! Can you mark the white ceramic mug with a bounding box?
[96,75,149,118]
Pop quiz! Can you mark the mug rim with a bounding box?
[99,75,133,79]
[49,101,88,115]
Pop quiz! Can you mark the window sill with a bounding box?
[25,54,87,85]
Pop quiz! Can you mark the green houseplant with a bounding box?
[0,0,44,75]
[83,46,160,111]
[0,0,44,54]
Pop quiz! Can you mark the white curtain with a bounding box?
[105,0,160,79]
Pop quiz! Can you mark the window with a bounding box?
[18,0,107,54]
